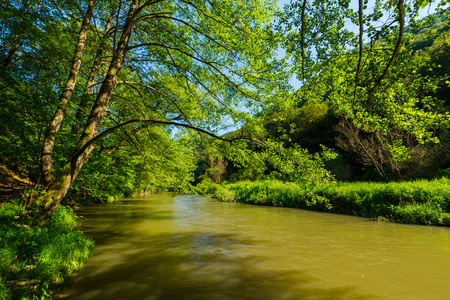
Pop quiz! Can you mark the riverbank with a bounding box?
[0,203,94,299]
[196,178,450,226]
[55,193,450,299]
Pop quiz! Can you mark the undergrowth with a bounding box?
[0,203,94,299]
[196,177,450,226]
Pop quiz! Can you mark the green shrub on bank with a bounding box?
[218,180,331,209]
[0,203,94,299]
[318,178,450,224]
[193,178,224,196]
[215,187,235,202]
[210,177,450,226]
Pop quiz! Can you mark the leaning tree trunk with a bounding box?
[40,0,141,216]
[40,0,94,187]
[72,10,116,134]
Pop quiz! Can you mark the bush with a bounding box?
[223,180,330,210]
[193,178,223,196]
[390,202,444,225]
[0,280,9,300]
[0,203,94,299]
[218,178,450,226]
[437,168,450,178]
[215,188,235,202]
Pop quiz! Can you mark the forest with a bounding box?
[0,0,449,298]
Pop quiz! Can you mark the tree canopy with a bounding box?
[0,0,449,213]
[0,0,289,212]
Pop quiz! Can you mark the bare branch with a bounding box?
[353,0,364,103]
[369,0,405,94]
[300,0,307,81]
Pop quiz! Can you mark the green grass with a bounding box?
[0,203,94,299]
[206,177,450,226]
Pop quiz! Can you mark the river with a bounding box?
[62,193,450,299]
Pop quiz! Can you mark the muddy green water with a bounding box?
[64,193,450,299]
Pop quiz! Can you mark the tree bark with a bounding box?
[72,11,116,134]
[41,0,141,216]
[40,0,95,187]
[3,44,19,68]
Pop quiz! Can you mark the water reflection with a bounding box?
[62,193,450,299]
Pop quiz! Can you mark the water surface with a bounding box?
[63,193,450,299]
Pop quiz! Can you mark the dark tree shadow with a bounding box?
[60,228,379,300]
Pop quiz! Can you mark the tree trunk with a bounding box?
[3,44,19,68]
[41,0,141,216]
[40,0,94,187]
[72,11,116,134]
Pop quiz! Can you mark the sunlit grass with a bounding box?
[206,177,450,226]
[0,204,94,299]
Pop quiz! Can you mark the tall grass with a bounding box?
[0,203,94,299]
[206,177,450,226]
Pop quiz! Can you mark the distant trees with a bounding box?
[264,103,337,152]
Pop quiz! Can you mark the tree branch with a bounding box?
[369,0,405,94]
[71,118,241,162]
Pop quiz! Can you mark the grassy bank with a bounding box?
[0,203,94,299]
[196,178,450,226]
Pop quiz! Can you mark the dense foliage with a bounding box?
[206,178,450,226]
[1,1,450,297]
[0,203,94,299]
[0,0,291,213]
[196,7,450,184]
[1,0,448,208]
[278,1,450,182]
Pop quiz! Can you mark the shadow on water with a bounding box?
[62,229,378,300]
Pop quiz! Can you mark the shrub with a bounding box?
[219,178,450,226]
[437,168,450,178]
[0,279,9,300]
[0,203,94,299]
[215,188,235,202]
[193,178,223,195]
[390,202,444,225]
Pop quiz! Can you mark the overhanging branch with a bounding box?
[70,118,238,162]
